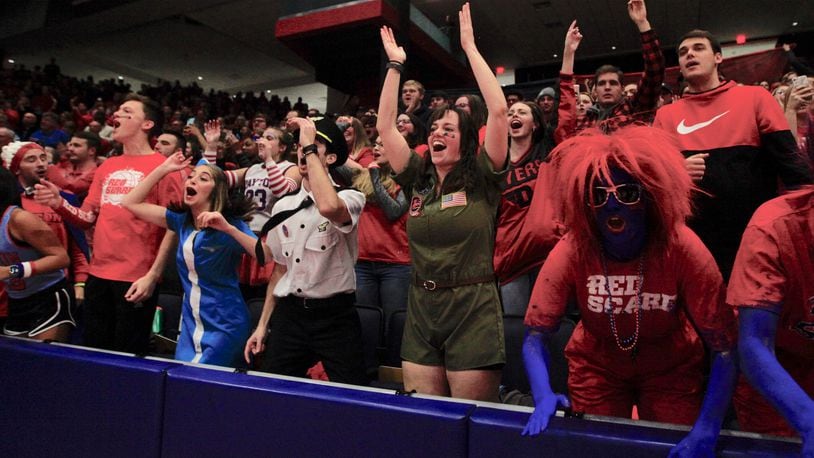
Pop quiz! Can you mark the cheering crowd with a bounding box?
[1,1,813,455]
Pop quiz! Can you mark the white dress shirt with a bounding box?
[266,184,365,299]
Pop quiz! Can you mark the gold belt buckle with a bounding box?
[422,280,437,291]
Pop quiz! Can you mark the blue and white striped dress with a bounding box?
[166,209,254,367]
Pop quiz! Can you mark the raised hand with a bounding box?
[564,20,583,55]
[627,0,650,31]
[786,83,813,112]
[286,117,317,148]
[459,2,476,53]
[162,151,192,173]
[204,119,222,145]
[380,26,406,64]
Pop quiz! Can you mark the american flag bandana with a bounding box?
[440,191,467,209]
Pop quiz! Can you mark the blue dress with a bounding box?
[166,209,254,367]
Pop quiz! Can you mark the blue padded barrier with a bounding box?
[162,365,473,457]
[468,405,802,457]
[0,336,179,458]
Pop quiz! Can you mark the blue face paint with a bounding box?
[592,167,647,261]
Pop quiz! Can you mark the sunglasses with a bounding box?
[589,183,643,207]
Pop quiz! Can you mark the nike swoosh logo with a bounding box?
[676,111,730,135]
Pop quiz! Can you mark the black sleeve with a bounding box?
[762,130,814,188]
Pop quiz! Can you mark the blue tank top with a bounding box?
[0,206,64,299]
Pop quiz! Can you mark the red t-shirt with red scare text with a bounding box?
[525,226,735,352]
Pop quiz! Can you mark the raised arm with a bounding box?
[288,117,352,225]
[555,20,583,144]
[33,179,98,229]
[628,0,664,111]
[459,2,507,168]
[121,152,190,228]
[376,26,412,174]
[370,166,408,221]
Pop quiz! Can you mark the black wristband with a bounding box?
[386,60,405,73]
[302,144,318,157]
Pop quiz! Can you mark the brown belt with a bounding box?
[413,275,495,291]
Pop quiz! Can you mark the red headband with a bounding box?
[9,143,44,174]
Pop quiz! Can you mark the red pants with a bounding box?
[566,320,705,425]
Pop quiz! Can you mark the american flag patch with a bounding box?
[440,191,467,209]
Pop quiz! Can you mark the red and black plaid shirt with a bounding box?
[576,29,664,134]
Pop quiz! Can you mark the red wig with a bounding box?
[546,126,695,253]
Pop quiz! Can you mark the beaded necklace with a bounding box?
[600,254,644,355]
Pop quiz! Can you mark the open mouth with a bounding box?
[510,120,523,129]
[373,152,381,159]
[684,61,699,70]
[606,216,625,233]
[185,187,197,197]
[431,141,446,152]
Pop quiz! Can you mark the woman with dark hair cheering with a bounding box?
[376,3,508,401]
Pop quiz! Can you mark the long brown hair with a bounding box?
[168,164,254,222]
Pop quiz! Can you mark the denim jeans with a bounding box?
[499,267,540,317]
[355,260,411,332]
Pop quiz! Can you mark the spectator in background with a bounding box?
[252,113,268,137]
[352,136,411,325]
[396,112,428,155]
[86,111,114,140]
[401,79,430,128]
[454,94,488,144]
[46,132,99,199]
[587,0,663,135]
[153,131,186,159]
[201,120,302,300]
[653,29,813,280]
[623,83,638,100]
[31,112,69,150]
[0,128,14,149]
[338,116,374,167]
[505,89,524,108]
[17,113,38,142]
[429,90,449,110]
[657,83,674,107]
[361,114,378,145]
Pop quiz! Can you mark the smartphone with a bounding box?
[792,75,808,88]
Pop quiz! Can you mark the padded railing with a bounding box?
[0,336,802,457]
